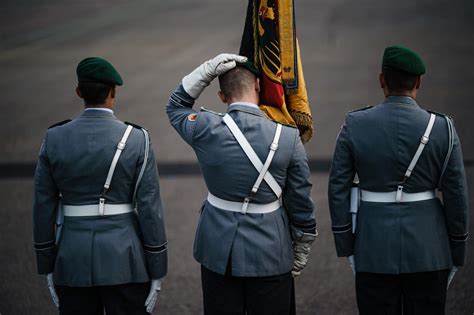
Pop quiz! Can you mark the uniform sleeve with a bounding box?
[328,117,356,257]
[135,135,168,279]
[166,84,201,145]
[440,122,469,266]
[282,131,317,241]
[33,132,60,274]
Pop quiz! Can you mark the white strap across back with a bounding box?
[64,125,138,217]
[215,114,283,214]
[222,114,283,198]
[361,113,437,203]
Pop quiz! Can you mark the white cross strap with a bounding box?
[404,113,436,178]
[396,113,436,202]
[251,123,282,194]
[222,114,283,198]
[100,125,133,215]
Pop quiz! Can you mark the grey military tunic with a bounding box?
[33,109,167,286]
[167,85,316,277]
[328,96,469,274]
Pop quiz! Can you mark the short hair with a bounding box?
[382,66,419,93]
[218,66,256,100]
[77,81,112,105]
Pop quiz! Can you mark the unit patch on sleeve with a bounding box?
[187,113,198,122]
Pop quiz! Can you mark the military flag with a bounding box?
[240,0,313,143]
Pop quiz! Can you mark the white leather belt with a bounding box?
[207,192,281,214]
[360,190,436,203]
[63,204,134,217]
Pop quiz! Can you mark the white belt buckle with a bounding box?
[99,197,105,216]
[241,197,251,214]
[395,185,403,203]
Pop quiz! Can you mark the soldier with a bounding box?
[167,54,317,314]
[328,45,469,315]
[33,57,167,314]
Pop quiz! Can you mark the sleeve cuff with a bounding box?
[145,249,168,279]
[332,227,355,257]
[34,245,57,274]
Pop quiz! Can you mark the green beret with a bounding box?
[237,60,260,77]
[382,45,426,76]
[76,57,123,86]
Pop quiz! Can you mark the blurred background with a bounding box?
[0,0,473,314]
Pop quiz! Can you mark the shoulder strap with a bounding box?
[99,125,134,215]
[132,128,150,209]
[396,113,436,202]
[438,116,454,188]
[48,119,71,129]
[222,114,283,198]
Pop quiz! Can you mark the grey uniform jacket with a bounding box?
[328,96,469,274]
[33,109,167,286]
[167,85,316,277]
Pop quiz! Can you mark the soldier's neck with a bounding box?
[84,100,115,110]
[226,95,259,106]
[385,89,418,100]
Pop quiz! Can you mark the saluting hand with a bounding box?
[182,53,248,99]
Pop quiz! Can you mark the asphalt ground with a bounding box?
[0,1,473,314]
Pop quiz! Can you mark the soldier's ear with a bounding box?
[415,76,422,90]
[110,86,116,99]
[76,86,82,98]
[218,91,227,104]
[255,78,260,93]
[379,73,386,89]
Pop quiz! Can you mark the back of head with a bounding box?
[218,66,256,101]
[77,81,113,106]
[382,67,419,93]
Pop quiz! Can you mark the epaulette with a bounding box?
[348,105,373,114]
[427,110,453,120]
[200,106,225,116]
[125,121,147,130]
[48,119,71,129]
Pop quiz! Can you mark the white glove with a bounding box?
[447,266,458,289]
[182,53,248,99]
[347,255,356,276]
[292,233,317,277]
[145,278,162,313]
[46,273,59,308]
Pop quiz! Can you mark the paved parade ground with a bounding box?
[0,0,473,314]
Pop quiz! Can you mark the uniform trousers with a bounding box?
[355,269,450,315]
[201,265,295,315]
[55,282,150,315]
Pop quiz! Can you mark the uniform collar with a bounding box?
[84,107,114,114]
[228,102,263,117]
[80,107,117,119]
[383,95,419,107]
